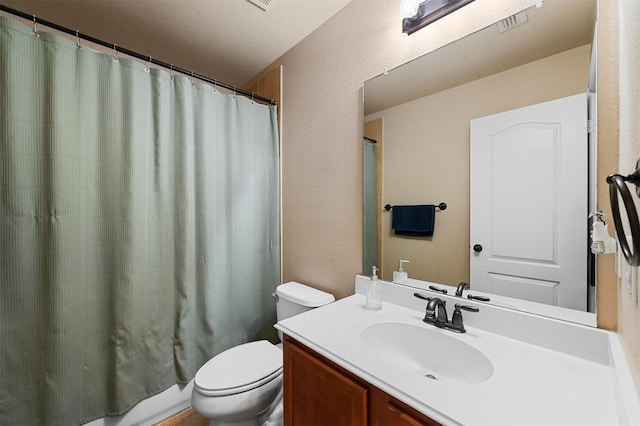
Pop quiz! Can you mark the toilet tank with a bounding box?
[275,281,335,323]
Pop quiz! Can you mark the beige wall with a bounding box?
[271,0,632,388]
[615,0,640,393]
[366,45,590,284]
[270,0,533,299]
[596,1,620,331]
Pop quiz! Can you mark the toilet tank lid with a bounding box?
[275,282,335,307]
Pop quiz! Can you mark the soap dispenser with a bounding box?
[590,212,617,254]
[393,259,410,284]
[365,266,382,311]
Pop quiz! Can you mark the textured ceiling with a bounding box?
[0,0,352,87]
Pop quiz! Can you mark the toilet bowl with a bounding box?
[191,340,283,425]
[191,282,334,426]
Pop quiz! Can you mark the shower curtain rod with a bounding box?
[0,4,277,106]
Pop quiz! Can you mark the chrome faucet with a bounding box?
[426,297,448,328]
[455,281,491,302]
[413,292,479,333]
[455,282,469,297]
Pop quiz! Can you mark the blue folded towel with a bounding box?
[391,205,436,237]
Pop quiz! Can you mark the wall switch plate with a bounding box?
[617,239,623,279]
[631,266,638,304]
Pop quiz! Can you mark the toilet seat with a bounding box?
[194,340,283,397]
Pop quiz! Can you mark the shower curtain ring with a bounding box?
[212,80,217,93]
[190,71,195,87]
[32,15,39,38]
[233,86,237,98]
[75,30,81,49]
[112,44,119,62]
[169,64,174,79]
[145,56,151,73]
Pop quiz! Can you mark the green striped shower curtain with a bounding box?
[0,16,280,426]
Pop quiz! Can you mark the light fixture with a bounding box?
[399,0,422,19]
[401,0,476,35]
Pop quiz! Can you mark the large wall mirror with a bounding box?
[363,0,598,321]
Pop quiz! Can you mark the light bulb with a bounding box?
[399,0,421,19]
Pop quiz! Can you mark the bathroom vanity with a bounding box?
[283,335,437,425]
[276,276,640,425]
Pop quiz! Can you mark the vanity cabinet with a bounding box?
[283,336,440,426]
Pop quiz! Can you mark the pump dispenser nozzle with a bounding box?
[393,259,410,284]
[590,211,616,254]
[366,265,382,310]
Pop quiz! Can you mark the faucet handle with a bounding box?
[456,304,479,313]
[428,285,448,294]
[467,294,490,302]
[413,292,432,301]
[449,304,479,333]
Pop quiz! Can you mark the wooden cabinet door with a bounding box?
[387,403,439,426]
[370,385,441,426]
[284,338,368,426]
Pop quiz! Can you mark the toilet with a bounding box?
[191,281,335,426]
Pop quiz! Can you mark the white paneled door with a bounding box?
[470,94,588,310]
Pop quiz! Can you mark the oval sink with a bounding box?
[360,322,493,384]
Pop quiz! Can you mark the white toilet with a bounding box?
[191,281,335,426]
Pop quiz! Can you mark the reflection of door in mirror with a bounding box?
[470,94,588,311]
[363,119,382,277]
[367,45,591,286]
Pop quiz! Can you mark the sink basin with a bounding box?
[360,322,494,384]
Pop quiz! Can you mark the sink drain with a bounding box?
[416,368,438,381]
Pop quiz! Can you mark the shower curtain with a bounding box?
[0,16,280,426]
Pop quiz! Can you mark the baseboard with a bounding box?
[153,408,207,426]
[83,380,195,426]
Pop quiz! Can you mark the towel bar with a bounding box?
[384,202,447,211]
[607,160,640,266]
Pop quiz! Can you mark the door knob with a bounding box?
[473,244,483,253]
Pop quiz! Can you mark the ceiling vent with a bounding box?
[496,11,529,33]
[247,0,274,11]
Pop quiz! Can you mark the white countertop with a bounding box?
[400,277,597,327]
[276,281,639,425]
